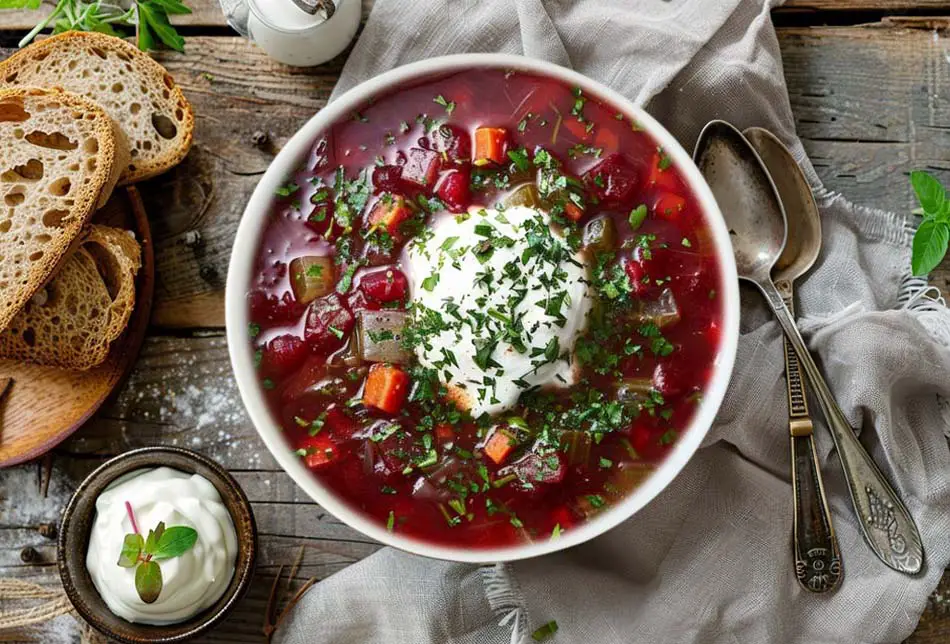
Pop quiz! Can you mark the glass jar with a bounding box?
[226,0,361,67]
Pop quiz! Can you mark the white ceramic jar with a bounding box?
[246,0,361,67]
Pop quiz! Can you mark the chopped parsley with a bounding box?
[275,181,299,198]
[532,621,559,642]
[433,94,456,114]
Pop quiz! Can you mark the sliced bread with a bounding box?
[0,86,125,334]
[0,224,142,370]
[0,31,194,185]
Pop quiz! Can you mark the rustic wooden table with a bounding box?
[2,1,950,641]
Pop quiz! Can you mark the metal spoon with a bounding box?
[694,120,924,576]
[745,127,841,592]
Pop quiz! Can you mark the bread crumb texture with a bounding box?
[0,31,194,184]
[0,87,120,334]
[0,224,141,370]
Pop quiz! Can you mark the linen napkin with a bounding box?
[274,1,950,642]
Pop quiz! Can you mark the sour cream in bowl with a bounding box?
[59,447,256,643]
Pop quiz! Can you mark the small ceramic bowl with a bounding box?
[58,447,257,643]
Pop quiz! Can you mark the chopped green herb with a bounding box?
[433,94,456,114]
[532,621,559,642]
[628,204,648,230]
[386,510,395,532]
[248,323,260,338]
[275,182,299,198]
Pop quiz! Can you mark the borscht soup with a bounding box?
[245,67,724,548]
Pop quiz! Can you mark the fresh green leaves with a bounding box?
[17,0,192,51]
[151,526,199,560]
[135,561,163,604]
[117,510,199,604]
[910,170,950,276]
[117,534,144,568]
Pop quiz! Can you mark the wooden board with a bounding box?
[0,12,950,644]
[0,187,155,467]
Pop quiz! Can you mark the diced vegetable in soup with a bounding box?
[246,68,724,548]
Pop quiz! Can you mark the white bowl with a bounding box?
[226,53,740,563]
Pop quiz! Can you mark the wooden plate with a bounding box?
[0,186,155,467]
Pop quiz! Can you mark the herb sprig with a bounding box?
[910,170,950,276]
[9,0,192,52]
[117,501,198,604]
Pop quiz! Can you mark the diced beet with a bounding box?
[402,148,441,189]
[652,361,691,398]
[506,451,566,486]
[279,355,327,404]
[248,290,304,324]
[435,168,471,213]
[583,153,641,206]
[629,420,668,461]
[623,257,658,299]
[305,199,335,236]
[304,294,355,351]
[372,164,404,194]
[378,429,426,475]
[431,124,472,162]
[325,406,363,441]
[260,333,308,378]
[359,268,409,303]
[345,288,381,313]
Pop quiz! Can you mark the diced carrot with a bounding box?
[484,428,517,465]
[474,127,508,165]
[653,193,686,219]
[366,196,412,239]
[435,423,454,443]
[300,434,337,469]
[363,363,410,414]
[563,201,584,222]
[564,118,590,141]
[646,151,679,191]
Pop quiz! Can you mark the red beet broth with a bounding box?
[246,67,724,548]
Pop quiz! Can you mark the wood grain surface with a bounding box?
[1,5,950,644]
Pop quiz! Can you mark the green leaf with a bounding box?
[146,0,193,15]
[911,170,945,215]
[139,4,185,52]
[151,526,198,560]
[135,560,163,604]
[137,13,156,51]
[911,219,950,276]
[116,533,143,568]
[144,521,165,555]
[0,0,41,8]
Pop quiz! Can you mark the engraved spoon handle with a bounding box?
[757,278,924,575]
[781,288,842,592]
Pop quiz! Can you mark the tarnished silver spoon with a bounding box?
[694,120,924,576]
[745,127,841,592]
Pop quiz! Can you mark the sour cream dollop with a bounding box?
[406,205,592,417]
[86,467,238,625]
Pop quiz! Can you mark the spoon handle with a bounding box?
[759,280,924,575]
[781,290,842,592]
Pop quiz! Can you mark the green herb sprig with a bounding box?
[117,501,198,604]
[7,0,192,52]
[910,170,950,276]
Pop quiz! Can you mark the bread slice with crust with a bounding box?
[0,224,142,370]
[0,31,194,185]
[0,86,125,334]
